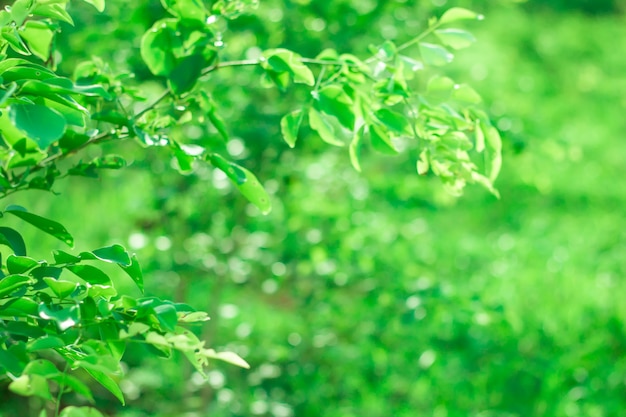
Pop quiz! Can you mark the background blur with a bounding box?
[4,0,626,416]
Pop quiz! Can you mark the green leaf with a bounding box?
[21,21,54,61]
[161,0,206,21]
[5,206,74,247]
[6,255,40,274]
[32,3,74,25]
[141,19,178,76]
[154,304,178,332]
[10,0,35,26]
[43,278,77,299]
[67,265,111,285]
[82,368,124,405]
[24,359,60,378]
[315,85,355,129]
[349,125,364,172]
[263,49,315,86]
[120,254,144,292]
[9,374,52,400]
[434,29,476,50]
[369,124,398,155]
[202,350,250,369]
[81,0,105,12]
[0,274,35,297]
[475,119,485,153]
[452,84,482,104]
[89,244,132,266]
[439,7,481,24]
[373,109,409,134]
[481,122,502,182]
[308,108,344,147]
[9,104,67,149]
[168,53,207,95]
[207,154,272,214]
[418,43,454,67]
[425,75,455,100]
[0,227,27,256]
[2,27,30,55]
[59,406,106,417]
[280,109,304,148]
[38,304,79,331]
[27,337,67,352]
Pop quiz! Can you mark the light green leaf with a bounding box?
[207,154,272,214]
[9,104,67,149]
[475,119,485,153]
[59,406,106,417]
[202,350,250,369]
[418,43,454,67]
[120,254,144,292]
[308,108,344,147]
[27,337,67,352]
[10,0,34,26]
[481,122,502,182]
[21,21,54,61]
[89,244,132,266]
[81,0,105,12]
[280,109,304,148]
[43,278,77,299]
[349,125,364,172]
[453,84,482,104]
[5,206,74,247]
[439,7,481,24]
[9,374,52,400]
[32,3,74,25]
[141,19,178,76]
[434,28,476,50]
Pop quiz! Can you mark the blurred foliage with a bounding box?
[2,0,626,417]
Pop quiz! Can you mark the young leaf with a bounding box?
[349,125,364,172]
[418,43,454,67]
[21,21,55,61]
[434,29,476,50]
[202,350,250,369]
[67,265,111,285]
[81,0,105,12]
[5,206,74,247]
[439,7,481,24]
[43,278,77,299]
[481,122,502,182]
[32,3,74,25]
[280,109,304,148]
[453,84,482,104]
[141,19,178,76]
[263,49,315,86]
[9,375,52,400]
[207,154,272,214]
[308,108,344,147]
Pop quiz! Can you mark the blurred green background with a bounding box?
[3,0,626,416]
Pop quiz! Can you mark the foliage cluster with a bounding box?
[0,0,501,416]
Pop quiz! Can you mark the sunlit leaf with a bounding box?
[5,206,73,247]
[280,109,304,148]
[439,7,481,24]
[418,43,454,67]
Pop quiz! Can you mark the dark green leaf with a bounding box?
[0,227,27,256]
[374,108,409,134]
[0,274,35,297]
[67,265,111,285]
[27,337,67,352]
[154,304,178,332]
[369,124,398,154]
[5,206,73,247]
[6,255,40,274]
[119,254,144,292]
[161,0,206,21]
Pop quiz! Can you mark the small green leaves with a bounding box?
[9,104,67,149]
[439,7,482,24]
[280,109,304,148]
[262,49,315,87]
[418,43,454,67]
[5,206,74,247]
[207,154,272,214]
